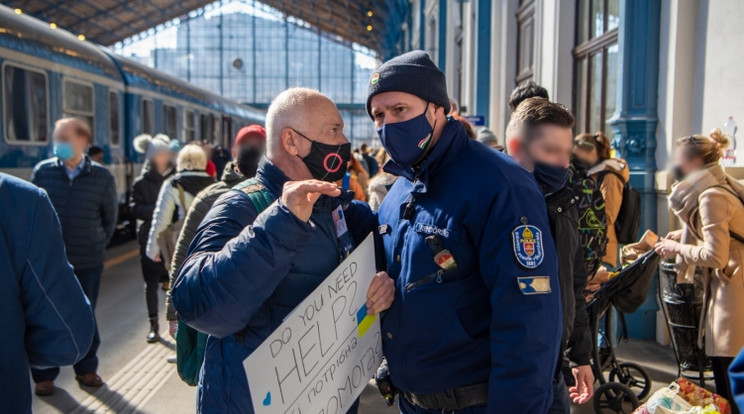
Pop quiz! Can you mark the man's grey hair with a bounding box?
[266,88,329,159]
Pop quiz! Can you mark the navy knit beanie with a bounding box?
[366,50,450,119]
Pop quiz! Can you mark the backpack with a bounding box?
[156,182,187,272]
[599,170,642,245]
[175,178,274,386]
[568,164,608,277]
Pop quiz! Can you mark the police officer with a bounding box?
[368,51,562,413]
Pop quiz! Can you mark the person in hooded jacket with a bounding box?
[506,97,594,413]
[655,129,744,414]
[145,144,215,266]
[171,88,395,413]
[368,51,561,414]
[573,131,630,270]
[164,124,266,338]
[131,134,175,343]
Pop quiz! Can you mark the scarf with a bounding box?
[668,162,744,282]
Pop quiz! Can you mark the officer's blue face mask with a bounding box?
[53,142,75,161]
[533,162,569,196]
[376,102,436,168]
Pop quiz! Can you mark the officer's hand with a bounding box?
[366,271,395,315]
[569,365,594,404]
[281,180,341,222]
[152,255,162,263]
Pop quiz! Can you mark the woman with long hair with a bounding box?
[655,129,744,413]
[573,131,630,270]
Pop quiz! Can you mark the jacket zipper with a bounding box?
[404,269,444,293]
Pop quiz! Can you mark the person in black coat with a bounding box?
[30,117,117,393]
[506,98,593,413]
[131,134,174,343]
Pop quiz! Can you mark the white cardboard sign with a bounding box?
[244,233,382,414]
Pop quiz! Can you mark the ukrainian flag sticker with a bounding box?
[356,304,377,337]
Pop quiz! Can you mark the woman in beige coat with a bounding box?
[656,129,744,412]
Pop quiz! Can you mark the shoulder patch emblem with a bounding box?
[511,224,544,269]
[517,276,551,295]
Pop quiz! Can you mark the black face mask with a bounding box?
[672,165,686,182]
[571,156,590,175]
[533,162,570,196]
[294,129,351,182]
[236,145,262,178]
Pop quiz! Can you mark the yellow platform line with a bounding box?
[104,249,139,270]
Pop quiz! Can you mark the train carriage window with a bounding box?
[213,115,220,145]
[62,79,94,133]
[184,110,195,142]
[199,113,214,142]
[3,64,48,143]
[142,99,154,135]
[163,104,177,140]
[222,117,232,148]
[109,91,120,146]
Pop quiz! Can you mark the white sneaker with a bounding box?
[166,354,177,364]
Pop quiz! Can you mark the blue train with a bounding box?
[0,5,265,220]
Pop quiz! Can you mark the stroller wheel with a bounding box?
[609,362,652,400]
[593,382,640,414]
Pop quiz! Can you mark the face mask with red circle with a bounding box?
[293,128,351,182]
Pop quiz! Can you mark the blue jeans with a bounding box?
[32,265,103,382]
[546,374,571,414]
[398,396,486,414]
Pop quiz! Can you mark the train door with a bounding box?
[221,116,232,148]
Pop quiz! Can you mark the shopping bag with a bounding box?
[633,378,732,414]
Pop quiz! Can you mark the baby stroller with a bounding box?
[587,249,661,414]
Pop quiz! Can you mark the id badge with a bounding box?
[332,205,349,238]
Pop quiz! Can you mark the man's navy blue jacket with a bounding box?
[0,173,94,413]
[31,156,118,270]
[377,119,562,413]
[171,160,377,413]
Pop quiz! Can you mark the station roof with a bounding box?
[5,0,408,56]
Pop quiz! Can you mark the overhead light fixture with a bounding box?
[367,10,373,17]
[14,8,22,14]
[49,22,57,29]
[366,25,373,32]
[77,34,86,41]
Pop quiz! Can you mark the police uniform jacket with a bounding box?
[171,159,378,414]
[377,118,562,413]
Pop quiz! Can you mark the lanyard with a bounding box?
[332,205,354,260]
